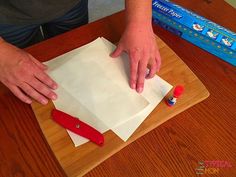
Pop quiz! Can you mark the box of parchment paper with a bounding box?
[152,0,236,66]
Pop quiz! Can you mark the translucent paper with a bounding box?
[44,38,172,146]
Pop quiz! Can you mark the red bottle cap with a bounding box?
[173,85,184,98]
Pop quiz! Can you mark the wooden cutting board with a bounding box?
[31,36,209,177]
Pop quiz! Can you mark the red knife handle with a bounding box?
[52,109,104,146]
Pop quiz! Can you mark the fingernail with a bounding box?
[146,69,150,76]
[51,94,57,100]
[52,84,58,89]
[130,83,135,89]
[41,99,48,105]
[137,87,143,93]
[26,99,32,104]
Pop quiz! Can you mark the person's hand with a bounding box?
[0,39,58,104]
[111,23,161,93]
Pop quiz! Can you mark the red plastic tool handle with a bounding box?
[52,109,104,146]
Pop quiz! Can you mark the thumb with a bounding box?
[110,45,123,58]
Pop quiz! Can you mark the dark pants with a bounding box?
[0,0,88,48]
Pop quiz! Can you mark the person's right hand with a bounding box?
[0,39,58,105]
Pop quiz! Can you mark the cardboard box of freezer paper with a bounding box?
[152,0,236,66]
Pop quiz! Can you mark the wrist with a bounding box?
[126,17,152,27]
[0,37,4,43]
[0,37,6,47]
[125,20,153,33]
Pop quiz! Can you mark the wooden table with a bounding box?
[0,0,235,176]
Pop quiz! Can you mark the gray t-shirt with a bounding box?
[0,0,80,25]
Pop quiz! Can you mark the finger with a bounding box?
[110,45,123,58]
[8,84,32,104]
[155,50,162,72]
[129,50,139,89]
[136,52,149,93]
[34,70,58,90]
[146,59,158,79]
[29,54,47,70]
[19,82,48,105]
[30,78,57,100]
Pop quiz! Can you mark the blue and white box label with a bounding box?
[152,0,236,66]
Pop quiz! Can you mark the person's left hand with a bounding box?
[110,22,161,93]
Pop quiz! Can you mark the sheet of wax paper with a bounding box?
[45,38,172,146]
[101,38,172,141]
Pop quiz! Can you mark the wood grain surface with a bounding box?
[31,33,209,176]
[0,0,235,177]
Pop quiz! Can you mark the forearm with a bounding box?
[113,0,160,93]
[125,0,152,26]
[0,37,4,43]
